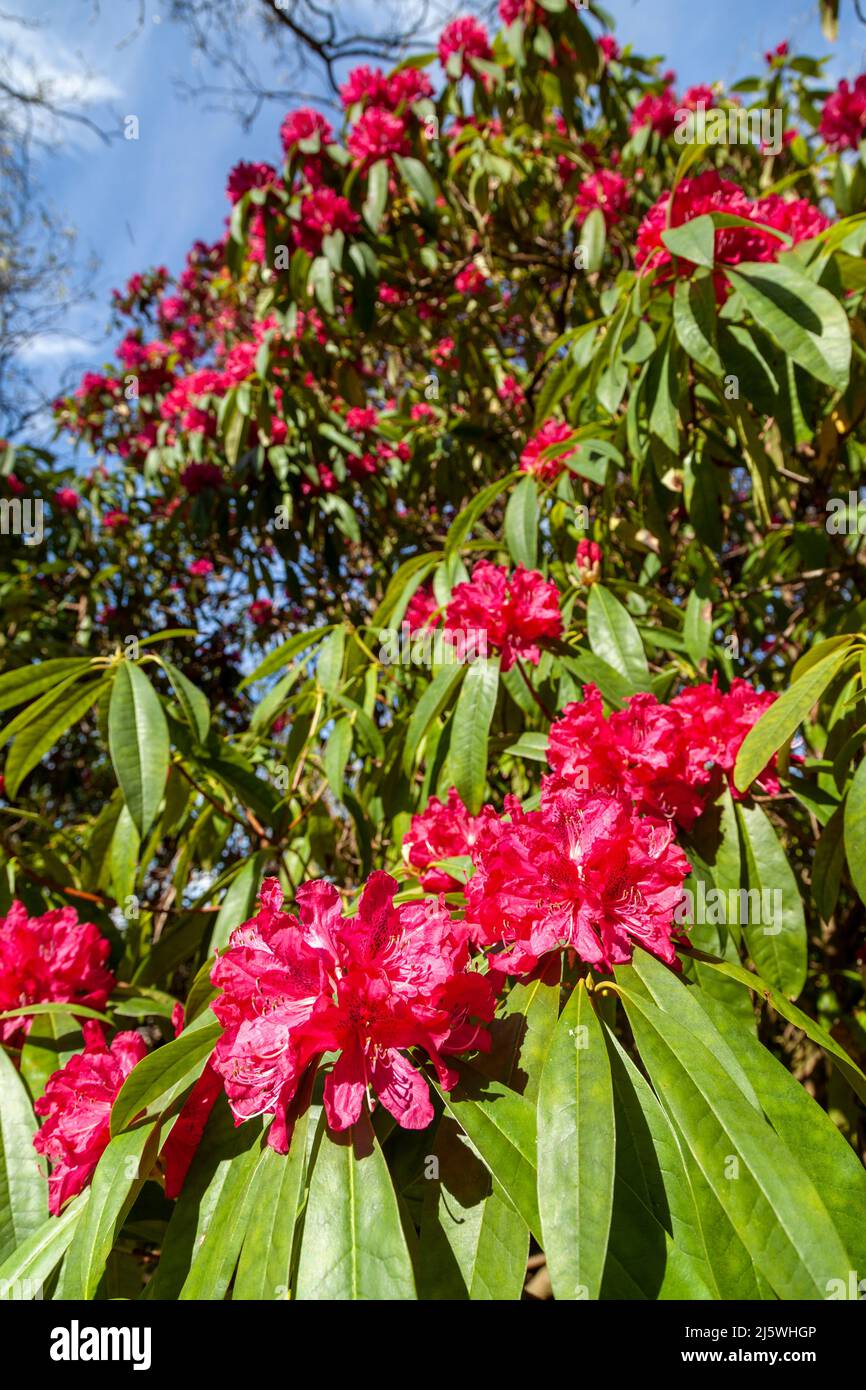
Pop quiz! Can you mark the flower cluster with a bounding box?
[520,418,580,482]
[210,874,497,1139]
[443,559,563,669]
[0,902,114,1048]
[636,171,829,299]
[819,75,866,151]
[403,787,499,891]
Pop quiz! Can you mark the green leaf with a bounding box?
[0,659,92,714]
[56,1120,160,1299]
[673,275,724,374]
[586,584,650,690]
[159,659,210,745]
[316,626,345,693]
[844,757,866,906]
[233,1105,312,1299]
[323,716,353,799]
[734,645,852,791]
[402,662,466,774]
[0,1048,46,1265]
[504,731,549,762]
[0,1192,88,1300]
[110,1009,220,1136]
[661,214,715,269]
[450,656,500,814]
[5,677,104,798]
[437,1065,541,1240]
[419,1116,528,1300]
[727,261,851,392]
[537,981,614,1300]
[443,474,517,558]
[363,159,389,232]
[621,989,853,1299]
[504,475,538,570]
[108,662,170,837]
[295,1112,416,1300]
[179,1130,269,1300]
[736,802,807,998]
[578,206,606,272]
[395,154,438,209]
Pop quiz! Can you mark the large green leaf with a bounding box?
[586,584,650,690]
[472,967,560,1104]
[419,1116,528,1300]
[700,994,866,1275]
[0,1192,88,1300]
[736,802,807,998]
[233,1106,312,1300]
[504,475,538,570]
[727,261,851,392]
[5,677,104,798]
[0,659,92,715]
[537,981,614,1300]
[295,1112,416,1300]
[450,656,500,814]
[0,1048,46,1265]
[843,756,866,906]
[437,1065,541,1239]
[110,1009,220,1136]
[56,1120,160,1299]
[179,1130,269,1300]
[402,661,465,775]
[734,644,852,791]
[108,662,170,837]
[621,989,853,1299]
[159,659,210,745]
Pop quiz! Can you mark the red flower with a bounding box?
[670,677,780,798]
[405,583,440,633]
[636,171,828,299]
[53,487,80,513]
[765,40,789,64]
[444,559,562,670]
[162,1006,224,1200]
[404,788,499,891]
[293,188,360,255]
[576,538,602,584]
[520,418,579,482]
[598,35,620,63]
[820,76,866,150]
[346,405,379,432]
[210,875,496,1138]
[280,107,333,155]
[0,901,114,1049]
[33,1024,148,1214]
[180,462,223,494]
[630,87,680,136]
[102,510,130,529]
[438,17,493,77]
[465,786,691,976]
[248,598,274,626]
[225,161,277,205]
[347,107,410,168]
[187,558,214,577]
[455,264,487,295]
[575,169,630,228]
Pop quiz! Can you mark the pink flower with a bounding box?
[431,336,457,369]
[0,901,114,1048]
[598,35,620,63]
[346,405,378,432]
[465,785,691,976]
[225,161,277,205]
[5,474,26,496]
[576,538,602,584]
[162,1006,224,1200]
[630,87,680,136]
[53,487,80,513]
[180,462,223,494]
[455,264,487,295]
[293,188,360,255]
[498,375,526,409]
[340,66,391,108]
[33,1024,148,1214]
[820,76,866,150]
[520,419,579,482]
[547,685,708,830]
[102,509,130,529]
[444,559,562,671]
[188,558,214,577]
[280,107,334,155]
[210,874,496,1138]
[386,67,434,108]
[347,107,410,168]
[765,40,789,64]
[438,17,493,78]
[248,598,274,626]
[575,169,630,228]
[670,677,780,797]
[404,788,498,891]
[405,584,440,633]
[636,171,828,300]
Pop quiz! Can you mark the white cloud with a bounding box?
[17,333,97,361]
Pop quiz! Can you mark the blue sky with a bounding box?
[7,0,865,416]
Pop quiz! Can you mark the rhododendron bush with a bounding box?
[2,3,866,1304]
